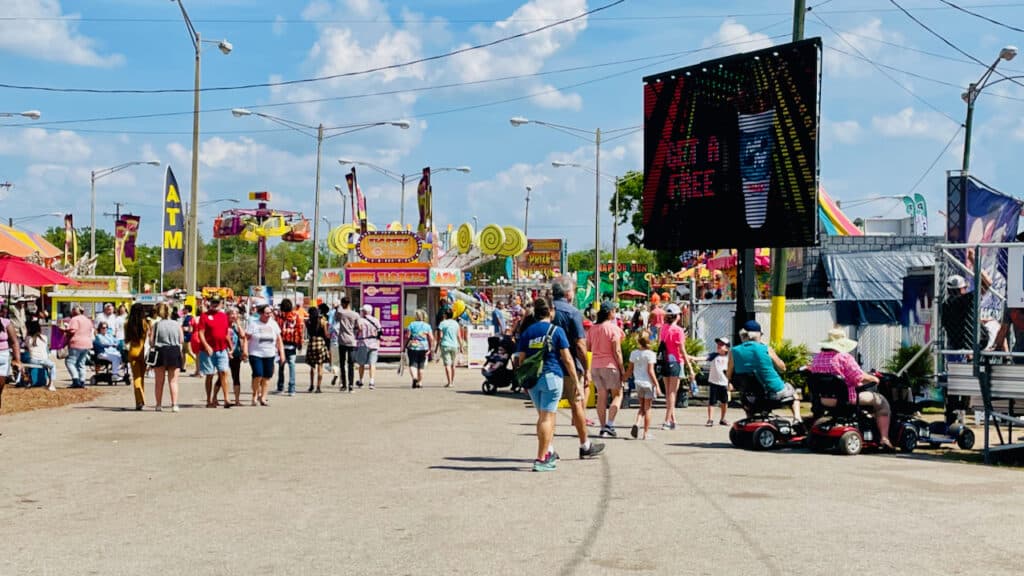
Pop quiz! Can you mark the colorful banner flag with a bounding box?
[912,193,928,236]
[123,214,140,261]
[162,166,185,275]
[417,167,432,238]
[63,214,74,266]
[347,168,368,234]
[114,218,127,274]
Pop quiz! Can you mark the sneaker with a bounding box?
[288,392,295,397]
[630,425,639,439]
[579,442,606,459]
[368,383,375,390]
[47,384,56,392]
[706,419,714,427]
[155,406,163,412]
[661,422,672,430]
[532,459,557,472]
[603,425,617,438]
[331,376,338,386]
[544,451,560,464]
[171,405,180,413]
[357,381,364,389]
[719,419,730,426]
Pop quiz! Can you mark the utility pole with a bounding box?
[767,0,806,347]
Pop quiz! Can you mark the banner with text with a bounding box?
[162,166,185,275]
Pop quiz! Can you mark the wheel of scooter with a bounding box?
[837,430,863,456]
[510,384,521,394]
[898,427,918,453]
[729,427,743,448]
[482,381,497,395]
[957,427,976,450]
[750,426,777,451]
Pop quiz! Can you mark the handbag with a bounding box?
[145,347,160,367]
[513,324,556,390]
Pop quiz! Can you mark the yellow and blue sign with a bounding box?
[162,166,185,274]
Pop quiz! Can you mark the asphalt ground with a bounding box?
[1,364,1020,576]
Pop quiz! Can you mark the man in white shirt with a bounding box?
[94,303,120,340]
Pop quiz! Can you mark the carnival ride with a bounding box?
[212,192,310,284]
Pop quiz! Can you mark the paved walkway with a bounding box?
[1,365,1021,575]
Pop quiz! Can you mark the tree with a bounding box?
[567,249,612,272]
[607,172,681,273]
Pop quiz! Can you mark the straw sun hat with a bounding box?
[819,328,858,354]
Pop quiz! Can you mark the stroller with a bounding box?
[481,335,519,394]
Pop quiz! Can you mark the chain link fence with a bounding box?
[933,243,1007,364]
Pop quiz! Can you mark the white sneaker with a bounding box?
[171,405,180,413]
[47,384,56,392]
[155,406,163,412]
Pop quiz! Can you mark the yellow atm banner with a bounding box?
[162,166,185,274]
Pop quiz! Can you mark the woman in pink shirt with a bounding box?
[586,301,625,437]
[63,306,95,388]
[659,303,690,430]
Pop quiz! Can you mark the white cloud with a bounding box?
[531,85,583,111]
[871,107,952,141]
[701,18,774,57]
[272,15,287,37]
[0,128,92,161]
[822,119,863,147]
[0,0,124,67]
[823,18,902,78]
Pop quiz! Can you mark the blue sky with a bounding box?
[1,0,1023,256]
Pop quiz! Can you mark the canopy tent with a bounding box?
[0,255,77,288]
[822,251,933,324]
[0,224,62,260]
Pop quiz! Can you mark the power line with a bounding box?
[0,29,792,135]
[905,125,965,196]
[888,0,1024,90]
[936,0,1024,33]
[0,0,624,95]
[2,3,1022,24]
[812,12,962,124]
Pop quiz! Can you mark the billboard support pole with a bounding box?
[767,0,806,347]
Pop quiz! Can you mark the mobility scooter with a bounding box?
[806,373,919,455]
[728,373,807,450]
[877,371,975,450]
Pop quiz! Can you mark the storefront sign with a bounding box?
[318,268,344,287]
[361,284,403,355]
[53,276,131,294]
[516,238,564,279]
[345,266,430,287]
[356,231,422,263]
[429,267,462,287]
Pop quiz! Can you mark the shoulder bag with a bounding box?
[513,324,556,390]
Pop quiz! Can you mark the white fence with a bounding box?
[691,299,905,370]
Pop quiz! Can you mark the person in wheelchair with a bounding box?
[726,320,801,422]
[93,321,123,377]
[809,328,893,450]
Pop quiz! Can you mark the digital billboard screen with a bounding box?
[642,38,821,250]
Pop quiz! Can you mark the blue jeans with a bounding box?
[66,348,89,386]
[277,345,297,393]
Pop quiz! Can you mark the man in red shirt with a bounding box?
[197,295,232,408]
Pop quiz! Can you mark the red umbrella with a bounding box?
[618,289,647,298]
[0,255,77,288]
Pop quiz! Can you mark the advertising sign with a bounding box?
[642,38,821,250]
[516,238,564,279]
[429,267,462,287]
[318,268,344,287]
[162,166,185,274]
[345,265,430,287]
[361,284,403,355]
[356,231,423,263]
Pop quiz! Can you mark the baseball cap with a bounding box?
[715,336,731,346]
[947,275,967,290]
[743,320,762,333]
[665,303,681,315]
[361,304,373,314]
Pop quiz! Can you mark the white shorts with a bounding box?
[0,349,10,377]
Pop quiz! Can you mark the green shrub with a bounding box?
[883,344,934,387]
[773,339,812,391]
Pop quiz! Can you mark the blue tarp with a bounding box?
[822,251,934,325]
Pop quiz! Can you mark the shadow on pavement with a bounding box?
[428,455,531,472]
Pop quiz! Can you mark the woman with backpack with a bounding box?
[516,298,577,473]
[305,306,329,393]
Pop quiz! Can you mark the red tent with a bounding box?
[0,255,77,288]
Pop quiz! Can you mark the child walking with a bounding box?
[706,336,732,426]
[629,333,660,440]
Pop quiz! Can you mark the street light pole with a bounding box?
[312,124,324,302]
[961,47,1019,172]
[594,127,601,306]
[613,176,619,299]
[524,186,532,236]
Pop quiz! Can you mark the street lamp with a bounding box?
[0,110,41,120]
[552,161,642,300]
[961,45,1018,172]
[90,161,161,256]
[333,185,351,225]
[472,215,479,231]
[511,116,638,307]
[524,186,534,237]
[173,0,232,306]
[8,212,63,228]
[233,109,410,301]
[321,216,334,268]
[337,159,471,225]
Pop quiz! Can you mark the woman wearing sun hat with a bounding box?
[808,328,893,450]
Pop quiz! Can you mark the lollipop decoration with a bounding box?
[499,226,527,257]
[456,223,475,254]
[478,225,506,255]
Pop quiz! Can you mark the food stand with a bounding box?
[49,276,134,321]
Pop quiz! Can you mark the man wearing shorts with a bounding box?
[197,296,232,409]
[727,320,800,423]
[551,275,605,459]
[355,305,381,390]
